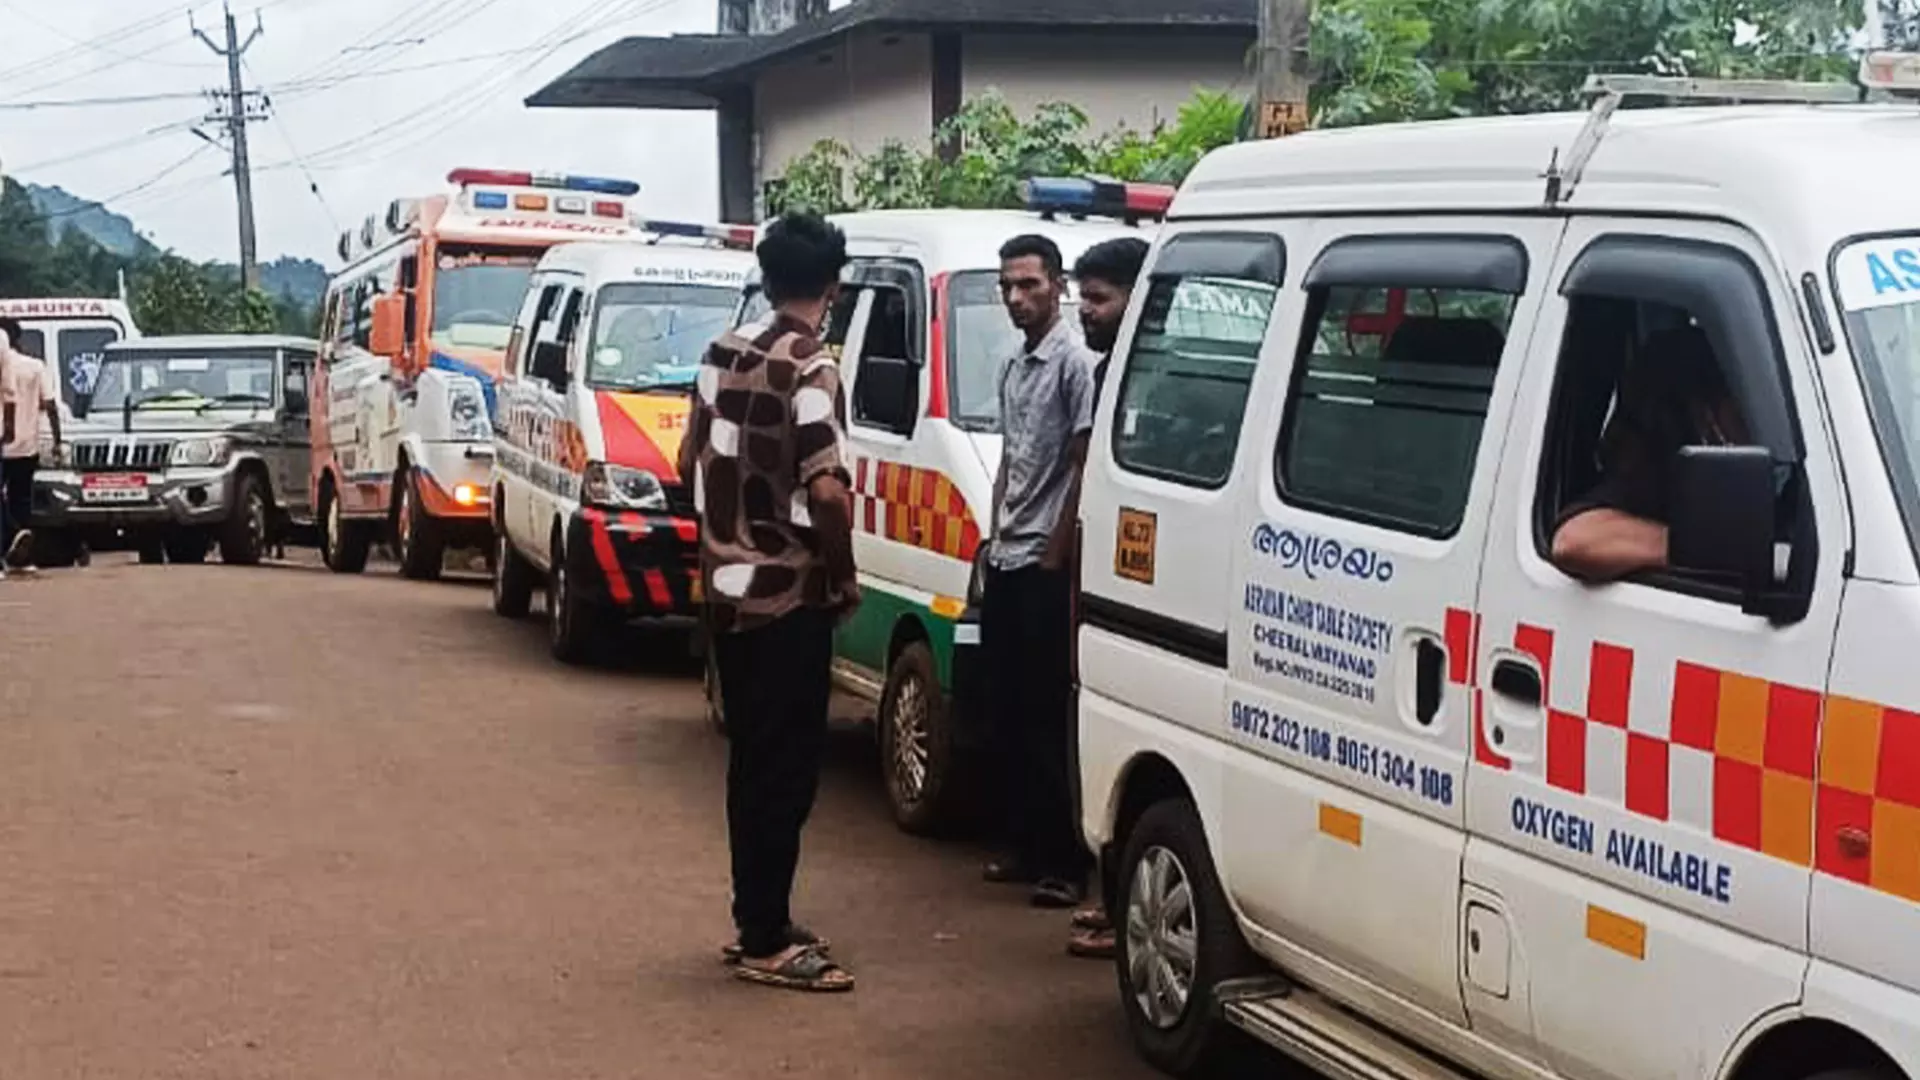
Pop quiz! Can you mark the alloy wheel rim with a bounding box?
[550,564,567,644]
[890,675,930,804]
[326,496,340,555]
[1126,845,1199,1031]
[248,494,266,553]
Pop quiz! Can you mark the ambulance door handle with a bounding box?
[1490,660,1542,706]
[1414,639,1444,726]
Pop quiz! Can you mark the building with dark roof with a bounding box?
[529,0,1256,221]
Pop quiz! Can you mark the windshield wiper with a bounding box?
[123,390,207,431]
[195,393,273,414]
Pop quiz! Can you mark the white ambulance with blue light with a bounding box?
[712,177,1169,835]
[490,220,754,664]
[1075,66,1920,1080]
[314,168,640,580]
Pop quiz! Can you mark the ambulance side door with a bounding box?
[1223,219,1560,1031]
[1465,220,1843,1079]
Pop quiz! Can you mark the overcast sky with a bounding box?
[1,0,737,268]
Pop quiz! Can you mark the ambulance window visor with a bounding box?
[431,248,541,334]
[1832,234,1920,561]
[587,282,738,390]
[947,269,1082,433]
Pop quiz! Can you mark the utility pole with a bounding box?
[1255,0,1313,139]
[194,5,266,291]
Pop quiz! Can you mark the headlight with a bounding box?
[582,462,667,511]
[169,437,231,468]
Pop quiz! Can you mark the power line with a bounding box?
[0,90,216,111]
[194,3,269,290]
[28,145,214,225]
[10,118,206,173]
[245,57,343,235]
[0,0,216,70]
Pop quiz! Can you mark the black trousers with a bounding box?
[983,563,1088,884]
[1,456,33,554]
[714,604,835,959]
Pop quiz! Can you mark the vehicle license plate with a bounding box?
[81,473,152,504]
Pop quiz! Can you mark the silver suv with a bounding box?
[31,335,317,566]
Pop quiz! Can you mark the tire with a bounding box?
[136,536,165,565]
[880,641,966,836]
[546,533,601,665]
[319,482,371,575]
[395,468,445,582]
[31,529,78,569]
[1116,798,1262,1078]
[219,472,270,566]
[491,529,535,619]
[165,530,210,565]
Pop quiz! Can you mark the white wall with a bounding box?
[962,33,1248,136]
[754,31,933,185]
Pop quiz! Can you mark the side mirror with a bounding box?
[370,293,407,358]
[530,341,569,389]
[853,354,918,436]
[1668,445,1778,594]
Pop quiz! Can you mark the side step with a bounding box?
[1221,980,1475,1080]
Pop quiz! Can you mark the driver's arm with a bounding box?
[1551,508,1669,582]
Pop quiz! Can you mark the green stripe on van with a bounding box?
[834,583,959,692]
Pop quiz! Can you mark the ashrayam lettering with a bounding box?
[1510,796,1733,903]
[1250,523,1395,583]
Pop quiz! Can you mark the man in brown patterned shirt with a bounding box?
[679,213,859,993]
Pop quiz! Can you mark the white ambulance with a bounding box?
[716,184,1166,834]
[0,295,138,418]
[490,221,752,663]
[1078,70,1920,1080]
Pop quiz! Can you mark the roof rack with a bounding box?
[1542,72,1875,206]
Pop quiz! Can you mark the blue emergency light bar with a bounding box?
[1020,176,1175,223]
[447,168,641,198]
[633,218,757,250]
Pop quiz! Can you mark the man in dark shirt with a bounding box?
[679,214,859,993]
[1077,237,1151,399]
[1063,236,1148,960]
[1551,325,1749,581]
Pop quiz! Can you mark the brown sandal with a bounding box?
[733,944,854,993]
[721,924,829,965]
[1071,906,1110,932]
[1067,926,1115,960]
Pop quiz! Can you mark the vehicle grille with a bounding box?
[70,440,174,472]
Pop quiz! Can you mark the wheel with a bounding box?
[219,472,270,566]
[164,530,210,565]
[319,482,370,575]
[1116,798,1261,1077]
[136,536,165,565]
[491,530,535,619]
[546,534,602,665]
[395,468,445,582]
[31,529,78,569]
[880,641,967,836]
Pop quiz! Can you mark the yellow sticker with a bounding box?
[1318,803,1363,847]
[1115,508,1158,585]
[1585,905,1646,961]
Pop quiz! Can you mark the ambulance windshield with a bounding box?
[432,247,541,352]
[587,282,738,391]
[1835,235,1920,551]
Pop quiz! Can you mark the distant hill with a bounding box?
[24,183,328,308]
[25,183,158,259]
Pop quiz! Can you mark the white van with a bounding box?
[1078,72,1920,1080]
[491,222,752,663]
[719,187,1165,834]
[0,296,138,417]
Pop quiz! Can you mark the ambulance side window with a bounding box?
[506,280,556,378]
[1276,234,1526,537]
[1112,232,1285,488]
[1534,234,1809,607]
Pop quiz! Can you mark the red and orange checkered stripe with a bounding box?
[852,458,981,563]
[1445,607,1920,902]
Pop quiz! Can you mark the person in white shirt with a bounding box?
[0,317,61,572]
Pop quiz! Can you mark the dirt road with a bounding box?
[0,556,1163,1080]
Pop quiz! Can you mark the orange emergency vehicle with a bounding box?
[312,168,639,579]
